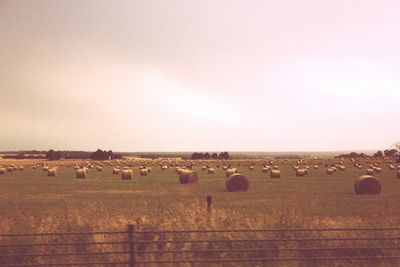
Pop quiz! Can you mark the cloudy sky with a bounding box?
[1,0,399,152]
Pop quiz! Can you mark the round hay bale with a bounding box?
[47,168,57,177]
[222,166,228,170]
[121,170,133,180]
[354,175,381,195]
[7,167,13,172]
[262,167,269,173]
[326,168,334,175]
[0,167,6,174]
[296,169,306,177]
[270,170,281,178]
[42,166,49,172]
[225,168,237,177]
[147,167,152,173]
[225,173,249,192]
[113,168,120,175]
[179,171,198,184]
[313,165,319,169]
[176,168,184,175]
[18,166,24,171]
[33,166,37,170]
[374,167,382,174]
[249,166,254,171]
[161,165,168,170]
[140,169,148,176]
[366,169,374,175]
[76,168,88,179]
[339,165,346,171]
[389,164,395,170]
[208,168,215,174]
[202,166,207,171]
[96,166,103,172]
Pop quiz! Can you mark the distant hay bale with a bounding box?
[389,165,395,170]
[202,166,207,171]
[18,166,24,171]
[226,168,237,178]
[339,165,346,171]
[313,165,319,169]
[7,167,13,172]
[225,173,249,192]
[176,168,185,175]
[33,166,37,170]
[249,166,254,171]
[47,168,57,177]
[374,167,382,174]
[0,167,6,174]
[222,166,228,170]
[179,170,198,184]
[42,166,49,172]
[270,170,281,178]
[113,168,120,175]
[354,175,381,195]
[326,168,334,175]
[273,165,279,170]
[96,166,103,172]
[76,168,88,179]
[208,168,215,174]
[121,170,133,180]
[262,167,269,173]
[296,169,306,177]
[140,169,148,176]
[161,165,168,170]
[147,167,152,173]
[366,169,374,175]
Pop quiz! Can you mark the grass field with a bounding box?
[1,158,399,233]
[1,158,400,266]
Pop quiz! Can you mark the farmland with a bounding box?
[1,158,399,234]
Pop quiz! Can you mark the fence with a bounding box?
[1,226,400,266]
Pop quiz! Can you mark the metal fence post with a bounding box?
[128,224,136,267]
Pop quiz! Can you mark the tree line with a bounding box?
[46,149,122,161]
[191,152,230,160]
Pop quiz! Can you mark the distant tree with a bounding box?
[219,152,230,159]
[384,149,397,157]
[373,151,383,158]
[211,152,218,159]
[91,149,120,160]
[46,149,62,160]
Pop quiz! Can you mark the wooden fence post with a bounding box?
[128,224,136,267]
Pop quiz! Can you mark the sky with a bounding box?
[0,0,399,152]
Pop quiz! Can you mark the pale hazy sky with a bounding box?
[1,0,399,152]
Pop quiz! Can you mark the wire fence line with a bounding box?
[0,226,400,266]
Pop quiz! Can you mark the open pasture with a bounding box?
[1,158,399,233]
